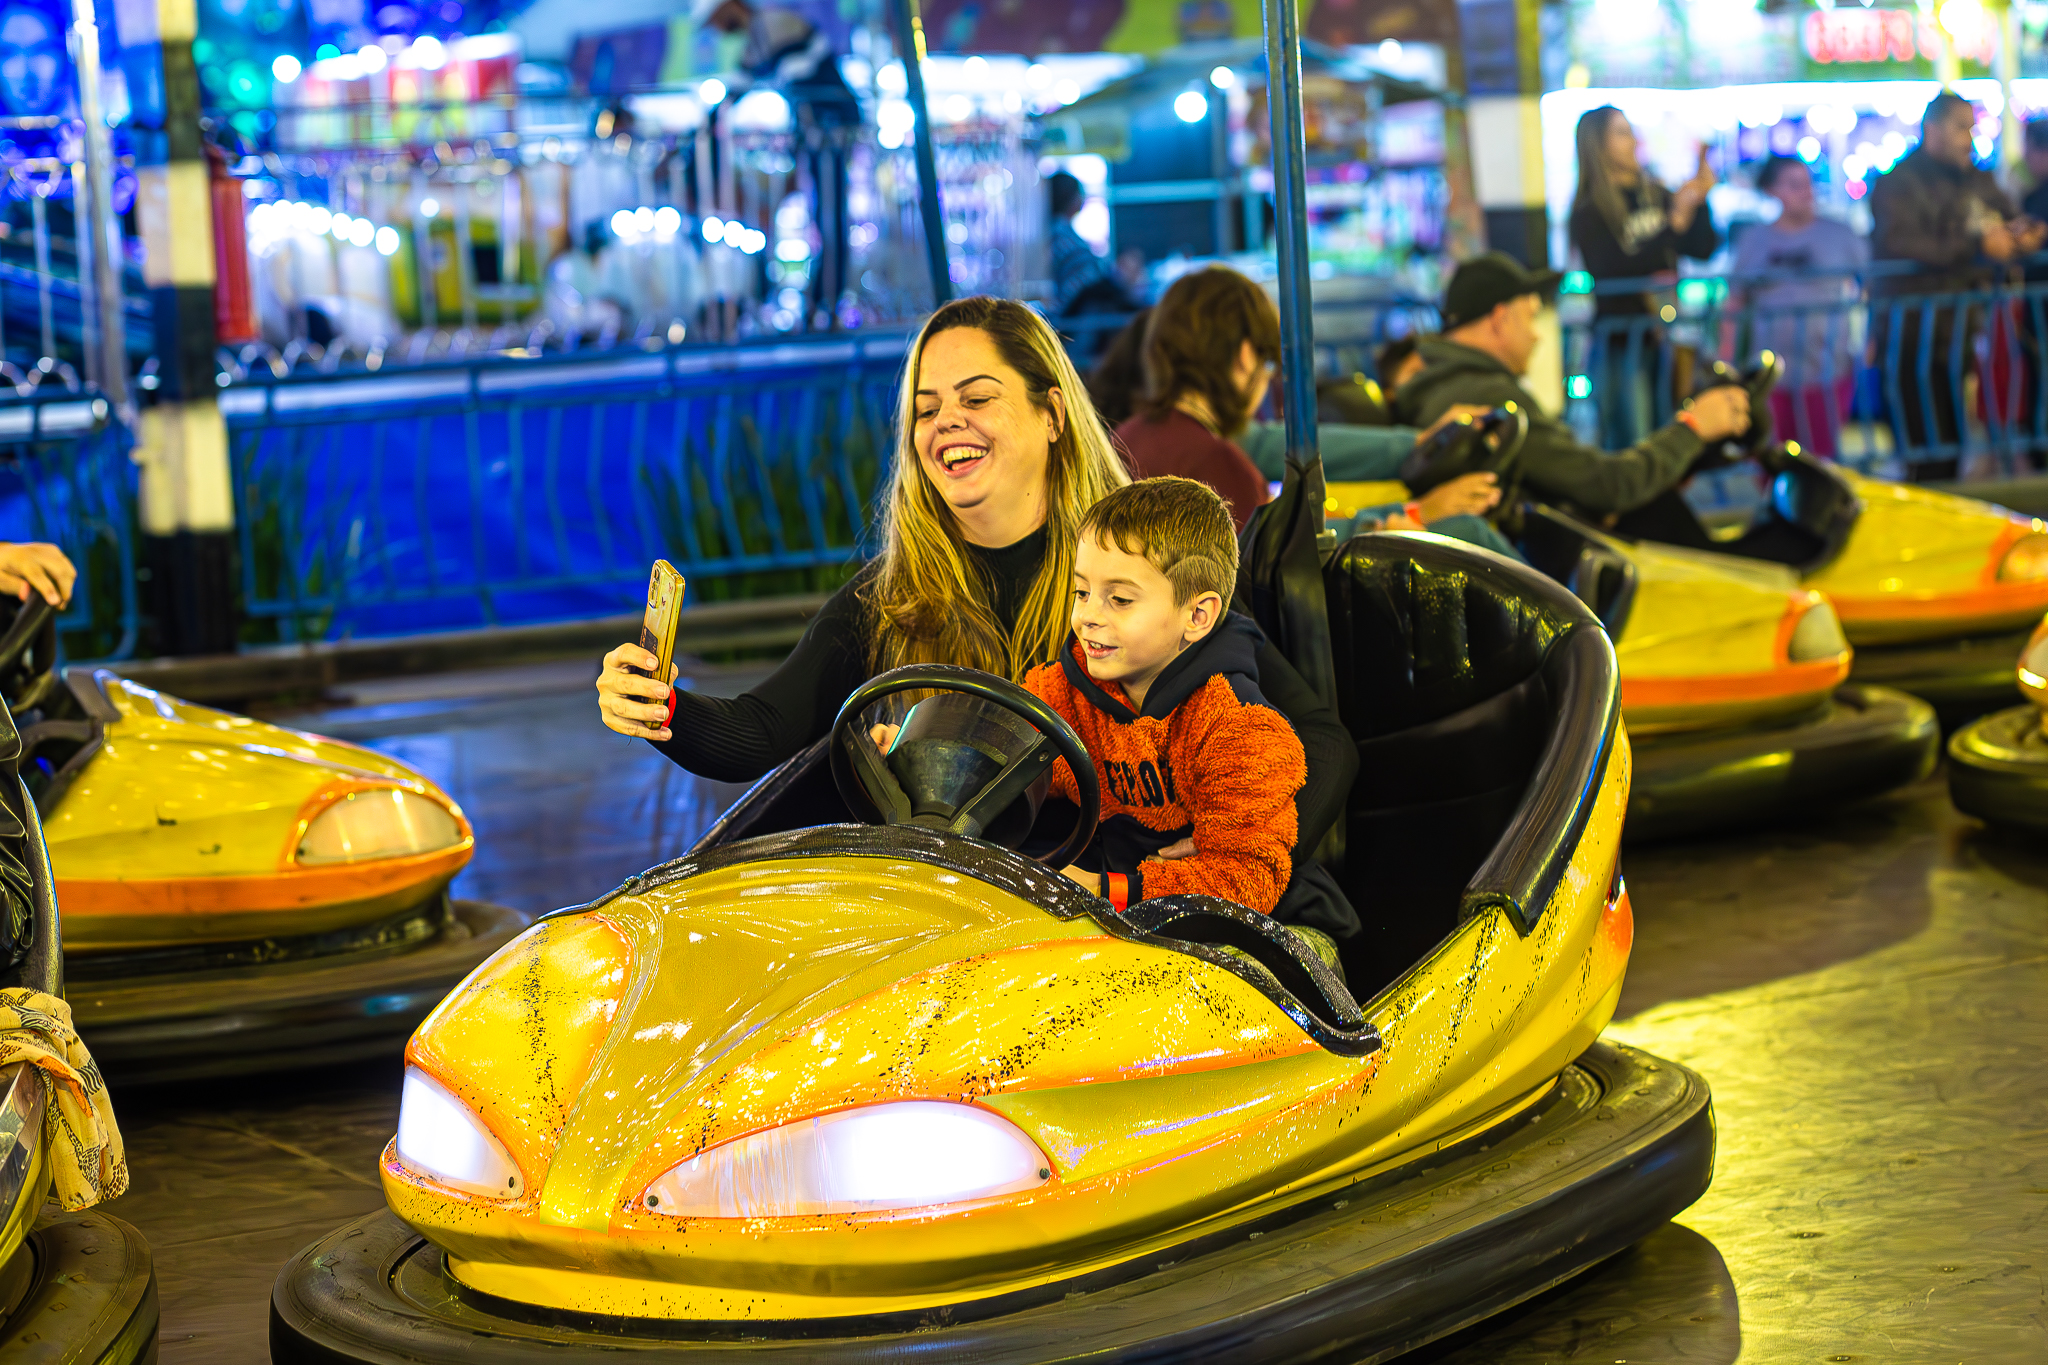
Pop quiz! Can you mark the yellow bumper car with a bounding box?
[0,601,530,1083]
[1947,614,2048,831]
[0,699,157,1362]
[271,533,1711,1363]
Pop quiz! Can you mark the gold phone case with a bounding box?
[635,560,685,688]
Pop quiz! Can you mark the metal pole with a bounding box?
[886,0,950,307]
[1261,0,1317,478]
[30,187,53,362]
[68,0,126,405]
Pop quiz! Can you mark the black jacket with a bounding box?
[1393,337,1705,517]
[1570,180,1720,317]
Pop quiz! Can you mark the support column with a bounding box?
[117,0,238,654]
[1457,0,1549,269]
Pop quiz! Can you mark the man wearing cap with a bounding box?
[1393,252,1750,530]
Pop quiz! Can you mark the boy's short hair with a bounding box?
[1079,477,1240,605]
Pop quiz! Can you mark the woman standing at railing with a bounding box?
[1728,155,1868,459]
[593,296,1361,940]
[1568,107,1720,449]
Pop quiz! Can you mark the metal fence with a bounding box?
[220,333,911,641]
[0,387,138,660]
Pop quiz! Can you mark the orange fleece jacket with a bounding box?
[1023,623,1305,913]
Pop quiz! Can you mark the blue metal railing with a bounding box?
[221,334,912,640]
[0,387,138,660]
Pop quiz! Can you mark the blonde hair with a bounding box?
[866,297,1130,680]
[1080,476,1239,605]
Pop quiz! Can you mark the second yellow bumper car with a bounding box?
[271,533,1711,1363]
[0,699,157,1364]
[0,601,529,1082]
[1947,614,2048,831]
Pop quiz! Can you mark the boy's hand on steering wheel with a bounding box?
[0,542,75,608]
[1415,471,1501,522]
[1060,865,1103,894]
[597,643,677,741]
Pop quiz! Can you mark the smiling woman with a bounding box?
[593,297,1361,936]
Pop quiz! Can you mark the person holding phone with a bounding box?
[1569,107,1721,448]
[594,296,1361,940]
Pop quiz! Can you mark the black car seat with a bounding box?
[1759,450,1861,573]
[1323,533,1619,1000]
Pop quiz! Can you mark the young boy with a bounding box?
[1025,476,1306,914]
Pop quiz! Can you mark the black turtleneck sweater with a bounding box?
[650,527,1357,868]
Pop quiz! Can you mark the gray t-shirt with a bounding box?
[1732,217,1869,386]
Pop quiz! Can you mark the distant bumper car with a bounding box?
[1395,408,1938,841]
[271,533,1712,1363]
[1947,616,2048,830]
[0,601,529,1082]
[0,696,157,1362]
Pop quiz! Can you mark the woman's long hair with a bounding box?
[1139,266,1280,437]
[866,297,1130,680]
[1572,105,1636,236]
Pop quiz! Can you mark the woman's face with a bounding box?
[1602,115,1640,175]
[1769,162,1815,218]
[912,326,1061,526]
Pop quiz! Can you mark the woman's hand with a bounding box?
[597,644,677,741]
[1670,149,1716,232]
[1416,471,1502,522]
[0,542,75,607]
[869,722,900,750]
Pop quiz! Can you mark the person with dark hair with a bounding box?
[1048,170,1135,319]
[1568,106,1720,447]
[1115,266,1505,540]
[1869,91,2046,478]
[1375,334,1425,392]
[1728,155,1867,457]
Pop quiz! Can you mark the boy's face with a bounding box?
[1070,534,1222,705]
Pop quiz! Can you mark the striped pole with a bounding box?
[125,0,238,653]
[1460,0,1551,269]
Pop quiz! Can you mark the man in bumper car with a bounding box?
[597,296,1360,939]
[1393,252,1753,541]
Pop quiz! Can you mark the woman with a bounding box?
[1115,266,1505,542]
[1569,107,1719,448]
[595,297,1358,928]
[1729,155,1867,458]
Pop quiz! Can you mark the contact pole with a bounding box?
[1261,0,1316,480]
[69,0,127,407]
[886,0,951,307]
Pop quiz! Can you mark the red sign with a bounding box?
[1803,9,1917,65]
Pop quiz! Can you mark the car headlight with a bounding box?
[395,1066,524,1199]
[2019,620,2048,700]
[0,1062,44,1226]
[298,787,462,865]
[640,1101,1051,1218]
[1786,601,1849,663]
[1999,531,2048,582]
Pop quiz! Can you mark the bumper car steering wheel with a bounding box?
[0,596,57,714]
[829,664,1101,868]
[1687,351,1784,475]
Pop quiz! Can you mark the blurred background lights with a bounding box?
[374,225,400,256]
[411,36,446,70]
[1210,66,1234,90]
[699,77,726,106]
[419,197,440,218]
[1173,90,1207,123]
[272,54,301,83]
[702,215,724,243]
[357,44,387,75]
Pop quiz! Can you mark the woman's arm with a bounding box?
[596,573,875,783]
[1242,421,1420,482]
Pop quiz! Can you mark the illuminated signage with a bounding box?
[1802,7,1995,66]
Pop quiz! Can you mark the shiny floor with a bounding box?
[108,661,2048,1363]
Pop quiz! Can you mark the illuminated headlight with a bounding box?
[2019,619,2048,702]
[298,788,462,865]
[640,1101,1051,1218]
[1786,601,1849,663]
[395,1067,524,1199]
[1998,532,2048,582]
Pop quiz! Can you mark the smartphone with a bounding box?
[630,561,685,697]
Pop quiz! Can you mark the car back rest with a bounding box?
[1324,534,1618,1000]
[1518,504,1639,636]
[1768,456,1861,572]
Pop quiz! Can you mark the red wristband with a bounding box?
[1106,873,1129,912]
[1402,500,1423,523]
[1675,409,1702,434]
[665,690,677,725]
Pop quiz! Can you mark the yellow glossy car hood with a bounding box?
[1804,473,2048,644]
[389,747,1634,1322]
[46,673,473,947]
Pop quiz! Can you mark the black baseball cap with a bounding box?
[1441,252,1563,331]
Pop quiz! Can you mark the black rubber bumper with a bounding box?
[70,899,530,1085]
[1629,684,1939,843]
[1948,704,2048,830]
[269,1040,1711,1365]
[1,1210,158,1364]
[1847,627,2032,725]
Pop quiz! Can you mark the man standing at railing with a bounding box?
[1869,91,2046,480]
[1393,253,1752,546]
